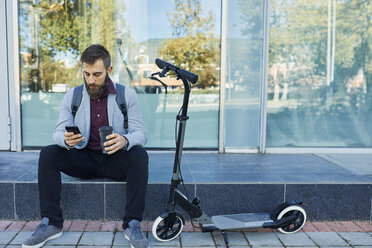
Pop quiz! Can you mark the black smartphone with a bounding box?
[65,126,81,135]
[99,126,113,154]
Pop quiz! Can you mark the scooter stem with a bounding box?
[167,77,191,211]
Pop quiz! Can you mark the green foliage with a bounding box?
[159,0,220,88]
[269,0,371,89]
[20,0,123,91]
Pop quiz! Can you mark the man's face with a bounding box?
[83,59,112,99]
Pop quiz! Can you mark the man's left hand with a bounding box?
[104,133,128,155]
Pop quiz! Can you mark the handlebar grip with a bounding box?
[177,69,198,84]
[155,58,198,84]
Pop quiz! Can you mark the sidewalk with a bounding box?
[2,220,372,247]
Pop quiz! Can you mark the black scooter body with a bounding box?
[151,59,307,248]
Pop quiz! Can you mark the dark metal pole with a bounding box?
[167,77,191,211]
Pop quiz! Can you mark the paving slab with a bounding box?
[148,232,181,246]
[112,231,131,246]
[306,232,349,246]
[244,232,283,247]
[276,232,315,246]
[44,246,74,248]
[212,231,249,246]
[251,247,284,248]
[180,232,215,247]
[47,231,82,245]
[78,246,110,248]
[117,245,182,248]
[114,247,180,248]
[0,231,17,244]
[9,231,32,245]
[78,231,114,245]
[338,232,372,246]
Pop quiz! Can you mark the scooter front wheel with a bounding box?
[277,205,307,234]
[152,212,184,242]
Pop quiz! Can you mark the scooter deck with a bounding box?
[208,213,273,230]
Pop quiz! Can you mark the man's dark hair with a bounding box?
[81,44,111,69]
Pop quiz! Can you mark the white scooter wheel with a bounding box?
[277,205,307,234]
[152,213,184,242]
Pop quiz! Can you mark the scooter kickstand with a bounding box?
[221,230,229,248]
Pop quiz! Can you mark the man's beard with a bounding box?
[85,74,109,100]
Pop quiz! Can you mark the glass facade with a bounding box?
[267,0,372,147]
[224,0,263,148]
[17,0,372,150]
[18,0,220,148]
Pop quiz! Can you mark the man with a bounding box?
[23,44,150,248]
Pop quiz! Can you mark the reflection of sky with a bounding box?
[227,0,245,39]
[124,0,222,42]
[18,4,34,50]
[19,0,224,45]
[18,0,236,63]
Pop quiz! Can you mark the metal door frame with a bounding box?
[6,0,21,151]
[0,0,10,150]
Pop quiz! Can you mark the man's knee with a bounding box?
[129,146,149,165]
[39,145,63,169]
[128,146,149,169]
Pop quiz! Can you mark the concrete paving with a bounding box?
[2,229,372,248]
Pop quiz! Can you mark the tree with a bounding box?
[159,0,220,89]
[269,0,371,96]
[19,0,127,91]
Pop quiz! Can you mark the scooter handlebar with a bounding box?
[155,59,198,84]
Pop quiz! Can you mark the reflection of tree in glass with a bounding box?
[266,0,372,147]
[239,0,262,38]
[268,0,371,108]
[19,0,127,92]
[159,0,220,89]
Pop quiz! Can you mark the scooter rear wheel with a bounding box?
[277,205,307,234]
[152,212,184,242]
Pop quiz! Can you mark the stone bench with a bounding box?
[1,151,372,221]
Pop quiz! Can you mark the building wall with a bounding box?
[2,0,372,151]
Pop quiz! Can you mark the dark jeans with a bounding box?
[38,144,148,229]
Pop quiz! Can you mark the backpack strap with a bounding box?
[115,84,128,130]
[71,84,84,117]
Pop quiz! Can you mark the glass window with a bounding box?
[18,0,221,148]
[224,0,264,148]
[267,0,372,147]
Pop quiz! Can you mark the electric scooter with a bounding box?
[151,59,307,248]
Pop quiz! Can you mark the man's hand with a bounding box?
[104,133,128,155]
[64,132,85,147]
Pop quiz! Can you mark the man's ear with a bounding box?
[107,65,113,74]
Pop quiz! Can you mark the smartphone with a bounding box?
[65,126,81,135]
[99,126,113,154]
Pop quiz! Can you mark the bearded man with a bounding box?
[23,44,150,248]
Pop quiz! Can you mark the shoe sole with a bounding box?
[22,231,62,248]
[124,233,150,248]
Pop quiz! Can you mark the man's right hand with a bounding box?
[64,132,85,147]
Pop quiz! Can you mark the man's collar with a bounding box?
[107,77,117,94]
